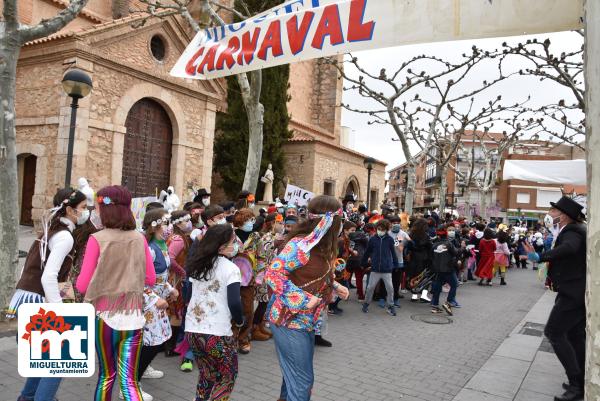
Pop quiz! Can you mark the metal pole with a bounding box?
[366,167,372,210]
[64,96,80,188]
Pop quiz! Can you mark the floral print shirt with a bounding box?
[142,271,173,346]
[266,217,334,332]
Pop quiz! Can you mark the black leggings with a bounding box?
[252,301,268,325]
[137,343,164,382]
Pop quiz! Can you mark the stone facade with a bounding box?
[15,8,223,225]
[14,0,386,225]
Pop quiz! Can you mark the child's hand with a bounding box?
[156,298,169,310]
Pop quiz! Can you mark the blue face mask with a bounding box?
[391,224,401,234]
[241,221,254,232]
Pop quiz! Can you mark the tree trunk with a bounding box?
[405,162,416,215]
[0,34,21,312]
[585,1,600,398]
[240,72,264,194]
[480,189,489,221]
[439,169,447,213]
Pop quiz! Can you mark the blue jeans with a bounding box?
[431,271,458,306]
[271,325,315,401]
[18,377,62,401]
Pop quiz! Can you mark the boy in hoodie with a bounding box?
[431,226,460,316]
[361,219,400,316]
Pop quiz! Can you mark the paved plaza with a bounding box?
[0,267,566,401]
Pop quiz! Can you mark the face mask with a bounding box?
[448,231,456,239]
[391,224,401,234]
[76,209,90,226]
[195,219,205,229]
[377,230,386,237]
[241,221,254,232]
[248,203,255,209]
[346,203,354,211]
[544,214,560,229]
[214,218,227,225]
[222,242,239,258]
[277,208,285,214]
[202,198,210,207]
[90,209,103,229]
[184,221,193,232]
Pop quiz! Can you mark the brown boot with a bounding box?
[238,339,251,354]
[259,322,272,338]
[251,326,270,341]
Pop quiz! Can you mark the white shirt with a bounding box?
[186,256,241,336]
[41,218,75,303]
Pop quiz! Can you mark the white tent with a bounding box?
[502,159,586,185]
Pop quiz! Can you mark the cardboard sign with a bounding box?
[171,0,582,80]
[284,184,314,206]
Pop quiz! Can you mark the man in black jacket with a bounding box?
[527,196,586,401]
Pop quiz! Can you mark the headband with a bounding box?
[297,208,343,254]
[172,214,191,225]
[150,214,171,228]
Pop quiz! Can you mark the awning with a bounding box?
[502,159,586,185]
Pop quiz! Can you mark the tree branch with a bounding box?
[18,0,89,44]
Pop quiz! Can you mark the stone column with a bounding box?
[585,0,600,399]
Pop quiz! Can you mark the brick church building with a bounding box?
[11,0,385,225]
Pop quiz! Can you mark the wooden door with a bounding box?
[122,98,173,197]
[20,155,36,226]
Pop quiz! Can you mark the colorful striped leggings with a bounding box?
[186,332,238,401]
[94,317,144,401]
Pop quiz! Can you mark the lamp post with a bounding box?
[61,69,92,188]
[363,157,376,210]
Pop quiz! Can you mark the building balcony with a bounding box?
[424,176,441,187]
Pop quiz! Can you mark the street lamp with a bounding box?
[363,156,376,210]
[61,69,92,188]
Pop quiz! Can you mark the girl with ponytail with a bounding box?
[10,188,87,401]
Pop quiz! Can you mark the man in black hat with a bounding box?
[192,188,211,207]
[526,196,586,401]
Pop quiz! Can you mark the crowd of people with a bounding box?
[7,185,587,401]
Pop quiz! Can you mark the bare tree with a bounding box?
[501,34,586,147]
[133,0,264,194]
[0,0,89,313]
[401,53,522,213]
[331,47,505,214]
[450,114,542,220]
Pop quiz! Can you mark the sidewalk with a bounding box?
[453,290,565,401]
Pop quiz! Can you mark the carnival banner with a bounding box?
[171,0,582,80]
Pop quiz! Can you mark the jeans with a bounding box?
[18,377,62,401]
[431,272,458,306]
[364,272,394,306]
[271,325,315,401]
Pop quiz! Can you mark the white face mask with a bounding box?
[215,218,227,225]
[544,213,560,229]
[448,231,456,239]
[76,209,90,226]
[248,203,255,209]
[377,230,386,237]
[202,198,210,207]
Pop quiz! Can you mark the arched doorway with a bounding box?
[122,98,173,197]
[343,176,360,200]
[18,154,37,226]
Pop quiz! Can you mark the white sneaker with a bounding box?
[119,383,154,401]
[142,365,164,379]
